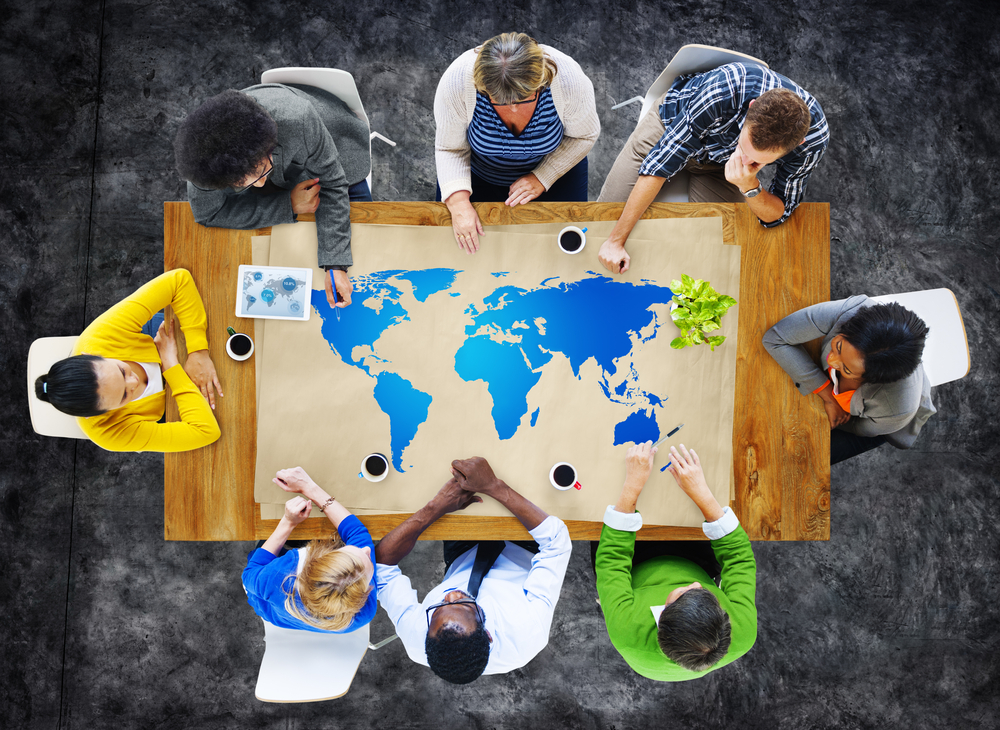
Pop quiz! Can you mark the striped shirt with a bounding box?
[468,88,565,186]
[638,63,829,227]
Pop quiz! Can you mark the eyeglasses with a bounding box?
[233,152,274,192]
[426,597,486,627]
[489,90,539,107]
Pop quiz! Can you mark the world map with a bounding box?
[311,269,675,472]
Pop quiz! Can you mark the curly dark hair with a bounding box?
[174,90,277,189]
[745,88,811,153]
[35,354,104,417]
[425,622,490,684]
[838,302,929,384]
[657,588,731,672]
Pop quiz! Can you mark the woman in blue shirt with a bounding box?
[242,467,376,633]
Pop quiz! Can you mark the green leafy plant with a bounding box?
[668,274,738,351]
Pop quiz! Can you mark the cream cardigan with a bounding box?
[434,45,600,200]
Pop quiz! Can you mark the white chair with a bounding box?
[260,67,396,192]
[870,288,970,387]
[254,620,398,703]
[26,336,87,439]
[614,44,769,203]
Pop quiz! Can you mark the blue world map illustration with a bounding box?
[311,269,674,472]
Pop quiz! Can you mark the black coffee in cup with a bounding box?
[559,230,582,252]
[365,455,387,476]
[553,464,576,487]
[230,334,252,356]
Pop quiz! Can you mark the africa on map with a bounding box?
[311,268,674,472]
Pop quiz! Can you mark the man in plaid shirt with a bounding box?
[597,63,829,274]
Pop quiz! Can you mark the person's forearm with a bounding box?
[445,190,473,214]
[490,482,548,532]
[815,380,835,403]
[374,502,445,565]
[607,175,666,244]
[744,187,785,223]
[261,517,297,556]
[689,486,725,523]
[298,482,352,529]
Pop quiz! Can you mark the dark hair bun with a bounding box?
[34,375,51,402]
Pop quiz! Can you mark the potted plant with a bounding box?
[669,274,738,351]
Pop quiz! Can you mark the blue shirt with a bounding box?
[638,63,829,227]
[242,514,377,633]
[468,87,564,186]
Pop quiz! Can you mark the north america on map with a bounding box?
[310,268,675,473]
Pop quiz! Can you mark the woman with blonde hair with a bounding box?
[435,32,600,253]
[242,467,376,633]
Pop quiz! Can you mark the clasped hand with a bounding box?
[273,466,320,498]
[283,496,312,525]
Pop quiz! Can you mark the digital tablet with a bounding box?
[236,265,313,321]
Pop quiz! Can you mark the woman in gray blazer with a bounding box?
[174,84,372,311]
[762,296,935,463]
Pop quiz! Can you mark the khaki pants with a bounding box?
[597,107,744,204]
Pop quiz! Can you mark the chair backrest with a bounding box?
[640,44,769,121]
[261,67,374,189]
[255,620,370,702]
[261,67,370,129]
[27,336,88,439]
[870,288,970,387]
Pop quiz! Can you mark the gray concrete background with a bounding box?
[1,1,998,728]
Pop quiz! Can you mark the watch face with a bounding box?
[744,184,762,198]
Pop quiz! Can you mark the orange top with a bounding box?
[812,365,855,412]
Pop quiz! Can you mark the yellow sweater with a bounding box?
[72,269,221,452]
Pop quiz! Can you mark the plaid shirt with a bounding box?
[638,63,829,227]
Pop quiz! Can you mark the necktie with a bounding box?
[467,541,506,599]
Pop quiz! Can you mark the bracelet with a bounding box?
[318,497,336,512]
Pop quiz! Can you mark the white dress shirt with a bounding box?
[376,515,572,674]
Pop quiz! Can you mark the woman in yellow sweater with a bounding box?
[34,269,222,452]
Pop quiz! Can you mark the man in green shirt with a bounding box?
[595,442,757,681]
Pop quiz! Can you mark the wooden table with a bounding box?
[164,201,830,542]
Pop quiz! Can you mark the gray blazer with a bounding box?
[762,295,936,449]
[187,83,371,268]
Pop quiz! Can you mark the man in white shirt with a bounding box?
[375,457,572,684]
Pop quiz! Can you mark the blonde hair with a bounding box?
[283,537,373,632]
[473,33,558,105]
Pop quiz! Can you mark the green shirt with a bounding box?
[595,523,757,681]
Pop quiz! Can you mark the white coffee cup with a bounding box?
[360,453,389,482]
[557,226,587,255]
[549,462,582,490]
[225,329,254,361]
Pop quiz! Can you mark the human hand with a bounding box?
[724,147,761,193]
[505,173,545,206]
[283,496,313,526]
[429,477,483,515]
[326,269,353,308]
[183,350,223,410]
[273,467,320,498]
[291,178,321,215]
[446,193,484,254]
[823,398,851,428]
[665,444,711,500]
[598,237,630,274]
[623,440,658,493]
[153,317,180,371]
[450,456,505,498]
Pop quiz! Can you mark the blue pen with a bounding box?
[331,274,341,322]
[659,461,673,472]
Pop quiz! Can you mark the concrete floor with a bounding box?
[1,1,998,728]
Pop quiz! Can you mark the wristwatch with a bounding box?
[742,182,762,198]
